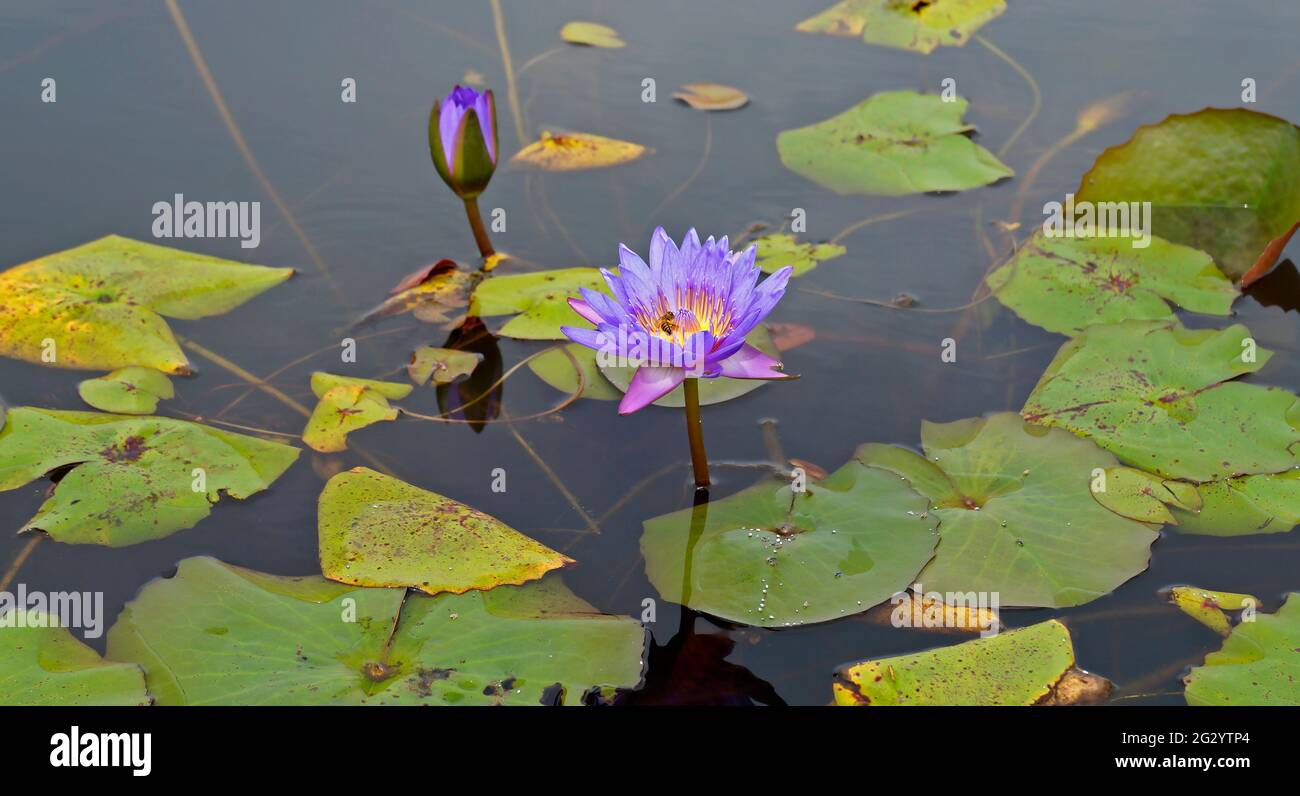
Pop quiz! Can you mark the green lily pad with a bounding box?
[1089,466,1202,525]
[753,233,846,277]
[1076,108,1300,280]
[858,413,1160,608]
[0,407,298,546]
[0,612,150,706]
[318,467,573,595]
[560,21,625,48]
[833,620,1111,705]
[776,91,1013,196]
[1171,471,1300,536]
[0,235,292,374]
[77,367,174,414]
[470,268,611,340]
[987,231,1237,335]
[407,346,482,385]
[106,556,646,705]
[797,0,1007,54]
[1184,593,1300,705]
[302,372,412,453]
[1022,320,1300,482]
[528,343,622,401]
[641,453,940,627]
[599,325,784,408]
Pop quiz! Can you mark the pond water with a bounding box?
[1,0,1298,705]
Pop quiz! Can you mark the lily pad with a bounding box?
[0,407,298,546]
[470,267,611,340]
[987,231,1237,335]
[640,453,940,627]
[797,0,1007,54]
[1022,320,1300,482]
[1171,471,1300,536]
[1167,585,1259,637]
[1090,466,1202,525]
[510,131,649,172]
[106,556,646,705]
[1184,593,1300,705]
[318,467,573,595]
[302,372,412,453]
[599,326,783,408]
[527,343,622,401]
[0,611,150,706]
[560,21,625,48]
[360,260,471,327]
[777,91,1012,196]
[858,413,1160,608]
[753,233,846,277]
[407,346,482,385]
[1076,108,1300,280]
[833,619,1111,705]
[77,367,174,414]
[672,83,749,111]
[0,235,292,374]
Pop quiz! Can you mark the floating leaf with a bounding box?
[752,233,846,277]
[858,413,1159,608]
[527,343,622,401]
[672,83,749,111]
[777,91,1012,196]
[1022,320,1300,482]
[0,612,149,706]
[470,267,610,339]
[0,407,298,546]
[407,346,482,385]
[768,322,817,352]
[1184,593,1300,705]
[511,131,648,172]
[0,236,292,374]
[833,620,1111,705]
[318,467,572,595]
[641,453,940,628]
[560,21,625,48]
[1172,471,1300,536]
[797,0,1007,54]
[987,231,1237,335]
[1090,466,1202,525]
[359,259,470,327]
[302,372,412,453]
[866,589,1000,635]
[1076,108,1300,280]
[600,326,783,407]
[107,556,646,705]
[1167,585,1259,637]
[77,367,174,414]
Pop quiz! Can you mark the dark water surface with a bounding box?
[2,0,1298,705]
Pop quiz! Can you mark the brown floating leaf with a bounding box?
[1242,220,1300,288]
[672,82,750,111]
[358,259,471,327]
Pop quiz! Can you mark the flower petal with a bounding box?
[716,344,788,380]
[567,297,604,325]
[560,325,612,353]
[618,366,686,414]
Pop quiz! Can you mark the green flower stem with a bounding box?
[683,378,710,488]
[462,196,495,258]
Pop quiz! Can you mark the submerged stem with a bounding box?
[682,378,710,488]
[462,196,495,257]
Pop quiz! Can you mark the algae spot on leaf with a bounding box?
[510,131,649,172]
[833,620,1111,705]
[0,611,150,706]
[407,345,483,386]
[777,91,1012,196]
[752,233,846,277]
[796,0,1007,55]
[469,267,611,340]
[302,372,412,453]
[1184,593,1300,705]
[672,83,750,111]
[77,367,174,414]
[318,467,573,595]
[0,236,293,374]
[560,21,625,48]
[0,407,298,546]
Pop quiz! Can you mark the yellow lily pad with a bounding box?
[511,131,648,172]
[673,83,750,111]
[560,21,625,48]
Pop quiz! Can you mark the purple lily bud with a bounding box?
[428,85,498,198]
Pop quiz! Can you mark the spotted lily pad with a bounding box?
[858,413,1160,607]
[527,343,622,401]
[106,556,646,705]
[1090,466,1202,525]
[0,407,298,546]
[1022,320,1300,482]
[0,612,150,706]
[1171,471,1300,536]
[641,453,940,628]
[987,232,1237,335]
[77,367,174,414]
[833,620,1111,705]
[407,346,482,385]
[797,0,1007,54]
[560,21,625,48]
[303,372,412,453]
[1076,108,1300,280]
[318,467,573,595]
[470,268,611,340]
[599,326,783,407]
[1184,593,1300,705]
[777,91,1012,196]
[510,131,648,172]
[1167,585,1259,637]
[0,235,292,374]
[753,233,846,277]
